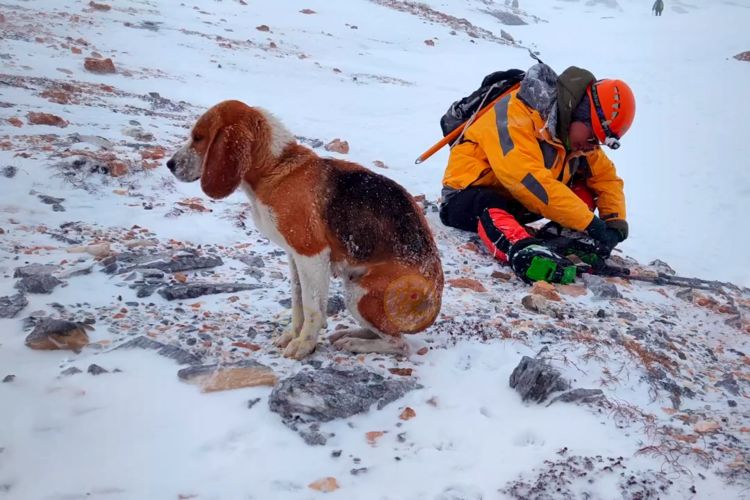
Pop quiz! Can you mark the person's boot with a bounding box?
[508,238,577,284]
[477,207,533,263]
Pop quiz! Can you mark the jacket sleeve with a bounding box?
[585,149,627,223]
[480,100,595,232]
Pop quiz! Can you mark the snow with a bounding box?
[1,0,749,498]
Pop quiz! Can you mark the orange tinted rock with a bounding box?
[84,57,116,74]
[7,117,23,127]
[365,431,384,445]
[556,284,587,297]
[447,278,486,293]
[71,47,82,54]
[89,1,112,10]
[324,138,349,154]
[388,367,413,376]
[399,407,416,420]
[109,161,129,177]
[308,477,339,493]
[734,51,750,62]
[531,281,561,301]
[416,346,428,355]
[140,146,166,160]
[179,362,277,392]
[27,112,68,128]
[694,420,720,433]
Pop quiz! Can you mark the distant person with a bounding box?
[439,63,636,284]
[653,0,664,16]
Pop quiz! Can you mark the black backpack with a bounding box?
[439,68,526,137]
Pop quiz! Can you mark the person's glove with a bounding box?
[585,217,625,256]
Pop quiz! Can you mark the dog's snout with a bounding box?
[166,158,176,172]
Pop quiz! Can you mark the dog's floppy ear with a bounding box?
[201,124,250,199]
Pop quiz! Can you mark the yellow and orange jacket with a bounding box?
[442,87,626,232]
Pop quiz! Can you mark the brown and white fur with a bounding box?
[167,100,443,360]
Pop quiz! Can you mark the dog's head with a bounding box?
[166,100,293,199]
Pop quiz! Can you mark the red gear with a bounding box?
[477,208,532,263]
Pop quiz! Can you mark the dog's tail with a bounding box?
[383,272,443,334]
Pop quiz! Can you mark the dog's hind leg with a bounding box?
[273,254,304,349]
[282,251,331,359]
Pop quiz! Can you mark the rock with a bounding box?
[0,293,28,318]
[84,57,116,74]
[308,477,338,493]
[617,311,638,321]
[531,281,561,301]
[14,263,60,278]
[238,254,264,268]
[66,243,111,257]
[116,252,223,274]
[694,420,720,433]
[486,10,526,25]
[7,117,22,127]
[87,363,108,375]
[60,367,83,376]
[157,283,261,301]
[424,39,435,46]
[556,284,587,297]
[326,295,346,315]
[2,166,17,178]
[547,388,604,407]
[89,1,111,11]
[27,112,68,128]
[715,374,740,396]
[581,274,622,300]
[648,259,676,275]
[247,398,261,409]
[324,139,349,154]
[117,336,200,365]
[25,319,90,351]
[256,24,270,32]
[299,8,316,14]
[399,407,416,420]
[269,366,419,445]
[2,375,15,383]
[109,161,128,177]
[15,274,62,294]
[500,29,515,42]
[509,356,569,403]
[447,278,487,293]
[521,294,546,313]
[177,360,277,392]
[734,51,750,62]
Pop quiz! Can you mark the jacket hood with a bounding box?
[555,66,597,147]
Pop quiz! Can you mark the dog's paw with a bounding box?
[283,337,317,360]
[273,331,295,349]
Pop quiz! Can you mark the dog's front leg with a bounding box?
[273,254,303,349]
[282,251,330,360]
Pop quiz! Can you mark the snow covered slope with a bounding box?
[1,1,749,498]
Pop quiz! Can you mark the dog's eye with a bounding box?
[192,134,203,142]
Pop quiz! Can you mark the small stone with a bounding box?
[388,367,413,377]
[728,400,737,408]
[416,346,428,356]
[324,139,349,154]
[491,270,513,281]
[84,57,116,74]
[25,319,90,352]
[694,420,720,433]
[178,360,277,392]
[27,112,68,128]
[89,1,111,10]
[350,467,368,476]
[2,375,15,383]
[581,274,622,300]
[256,24,270,31]
[60,367,83,376]
[308,477,338,493]
[366,431,385,445]
[247,397,261,409]
[87,364,108,375]
[531,281,561,301]
[509,356,569,403]
[14,263,60,278]
[447,278,487,293]
[0,293,28,318]
[596,309,607,318]
[556,284,587,297]
[521,294,546,312]
[300,8,316,14]
[15,274,62,294]
[399,407,416,420]
[547,388,604,406]
[424,39,435,46]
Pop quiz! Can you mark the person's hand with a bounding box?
[586,217,623,256]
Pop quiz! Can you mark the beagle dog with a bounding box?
[167,100,443,359]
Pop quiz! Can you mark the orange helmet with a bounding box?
[586,79,635,149]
